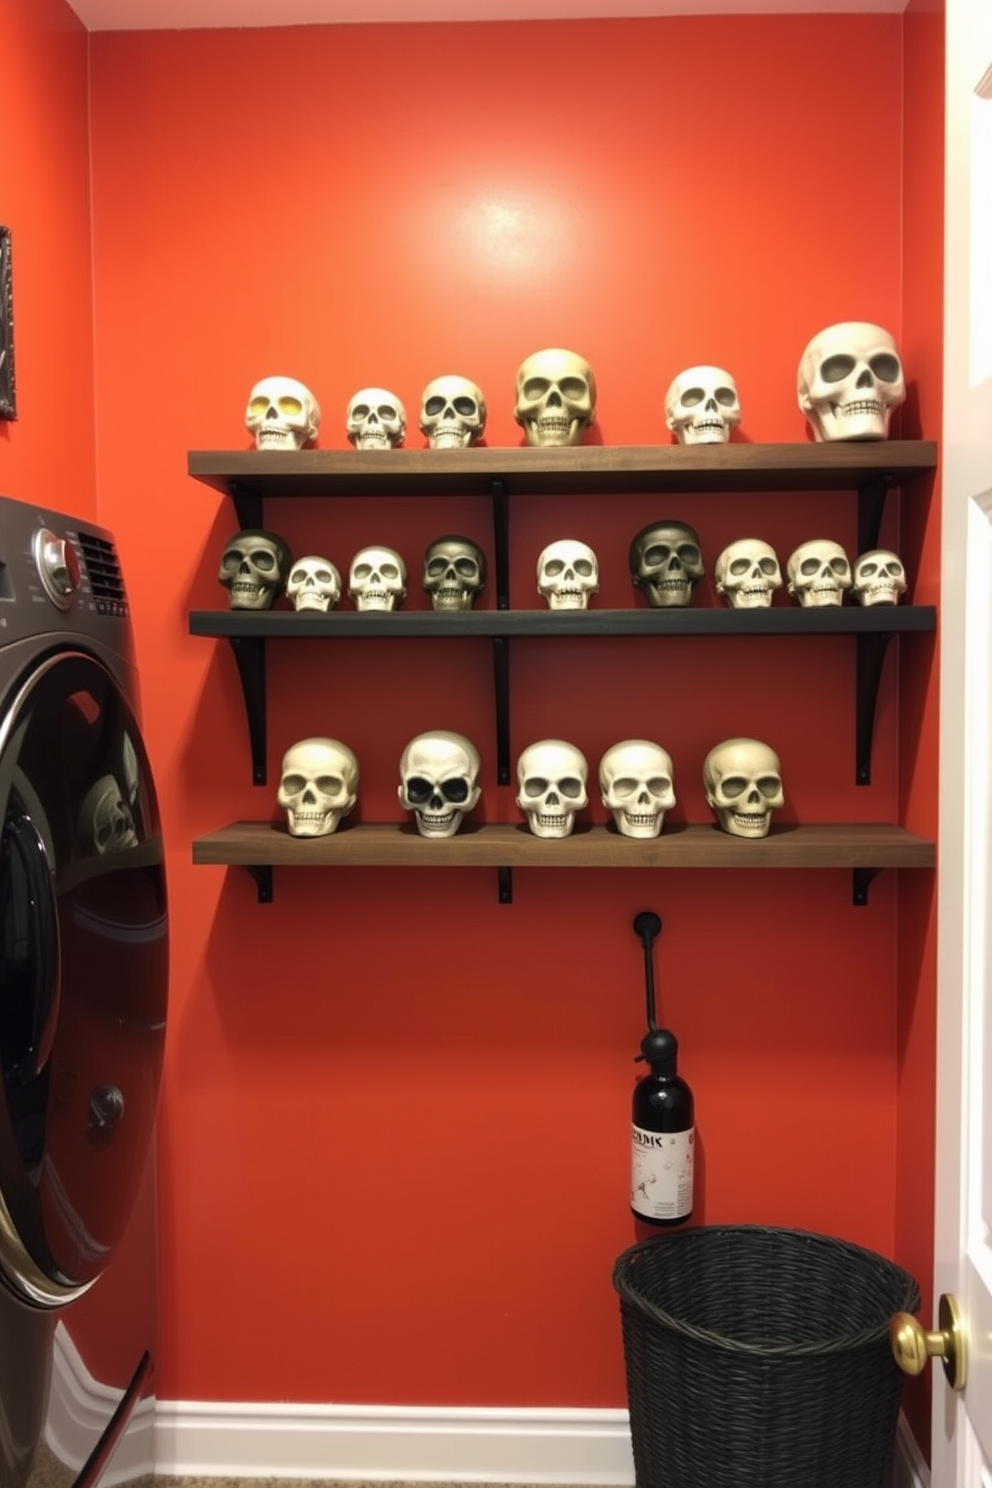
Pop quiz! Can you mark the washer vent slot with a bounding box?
[75,531,129,616]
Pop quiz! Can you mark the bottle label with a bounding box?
[630,1125,695,1220]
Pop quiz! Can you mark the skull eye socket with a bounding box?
[455,559,478,577]
[715,387,737,406]
[221,549,244,572]
[441,778,470,803]
[759,557,778,575]
[524,777,549,798]
[559,377,588,400]
[522,377,551,400]
[426,558,448,577]
[574,559,594,577]
[316,776,345,798]
[800,558,821,576]
[643,544,671,566]
[819,354,856,384]
[860,562,879,578]
[756,775,782,798]
[376,405,397,421]
[406,776,470,804]
[380,563,399,580]
[453,398,478,416]
[677,544,701,567]
[424,397,447,416]
[680,388,705,408]
[559,777,583,799]
[250,550,276,571]
[829,558,850,576]
[352,404,371,420]
[353,564,372,581]
[719,775,748,799]
[729,558,750,577]
[405,778,435,804]
[249,397,273,417]
[282,774,307,794]
[869,353,901,383]
[277,396,303,417]
[315,569,333,584]
[612,776,670,799]
[545,560,565,577]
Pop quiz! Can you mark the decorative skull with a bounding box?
[513,348,597,447]
[398,730,481,838]
[599,740,675,839]
[629,520,705,608]
[714,539,783,609]
[419,375,487,449]
[345,388,407,450]
[516,739,589,839]
[797,322,906,442]
[218,529,292,610]
[286,555,342,613]
[664,366,741,445]
[852,549,907,606]
[787,539,853,608]
[536,538,599,611]
[347,546,407,612]
[277,737,359,838]
[79,775,138,855]
[703,737,784,840]
[422,535,487,612]
[245,375,321,451]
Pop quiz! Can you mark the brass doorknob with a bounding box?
[890,1292,967,1391]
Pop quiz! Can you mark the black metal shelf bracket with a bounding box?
[857,475,892,555]
[229,480,265,532]
[493,635,511,785]
[498,866,513,904]
[491,477,509,610]
[244,864,274,903]
[852,867,881,906]
[855,630,893,784]
[227,635,268,785]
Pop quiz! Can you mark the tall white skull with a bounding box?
[516,739,589,839]
[703,737,784,839]
[277,738,359,838]
[245,376,321,451]
[664,366,741,445]
[599,740,675,839]
[852,549,907,606]
[422,535,487,611]
[514,348,596,447]
[286,556,342,613]
[218,529,292,610]
[629,520,705,608]
[398,731,481,838]
[787,539,853,607]
[536,538,599,610]
[347,546,407,611]
[714,539,783,609]
[797,322,906,442]
[419,375,487,449]
[345,388,407,449]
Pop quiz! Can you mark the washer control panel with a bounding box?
[32,526,81,611]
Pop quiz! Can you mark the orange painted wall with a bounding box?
[85,14,941,1410]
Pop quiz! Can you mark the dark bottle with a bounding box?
[630,1027,694,1226]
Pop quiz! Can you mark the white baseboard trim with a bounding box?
[895,1413,931,1488]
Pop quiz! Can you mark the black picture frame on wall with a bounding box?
[0,225,15,421]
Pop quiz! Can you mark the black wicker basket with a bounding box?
[612,1226,920,1488]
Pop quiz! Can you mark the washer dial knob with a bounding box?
[33,528,81,611]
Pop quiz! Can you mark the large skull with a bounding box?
[852,549,907,606]
[286,555,342,613]
[347,546,407,611]
[787,539,853,607]
[599,740,675,839]
[797,322,906,442]
[345,388,406,450]
[664,366,741,445]
[218,529,292,610]
[513,348,597,447]
[516,739,589,839]
[703,737,784,840]
[629,520,705,608]
[714,539,783,609]
[245,376,321,451]
[422,535,487,611]
[277,738,359,838]
[536,538,599,611]
[398,730,481,838]
[419,375,487,449]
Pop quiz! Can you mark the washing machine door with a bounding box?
[0,650,167,1306]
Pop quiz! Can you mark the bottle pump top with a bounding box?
[637,1027,679,1073]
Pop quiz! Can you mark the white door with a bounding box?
[934,2,992,1483]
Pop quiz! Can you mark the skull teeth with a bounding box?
[732,812,769,831]
[548,589,587,609]
[837,399,883,418]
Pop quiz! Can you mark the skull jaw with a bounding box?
[794,584,845,608]
[724,586,775,610]
[714,807,773,839]
[353,591,401,612]
[290,591,335,613]
[642,578,694,609]
[854,582,902,607]
[545,589,592,611]
[610,808,665,839]
[227,582,278,610]
[522,415,588,448]
[809,401,891,442]
[520,808,576,839]
[412,809,465,839]
[286,808,344,838]
[427,427,477,450]
[254,425,307,451]
[429,586,476,612]
[676,420,731,446]
[352,430,395,450]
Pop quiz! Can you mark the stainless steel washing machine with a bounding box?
[0,494,168,1488]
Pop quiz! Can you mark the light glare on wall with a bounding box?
[969,66,992,389]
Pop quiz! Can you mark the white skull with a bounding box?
[664,366,741,445]
[347,546,407,612]
[703,737,784,840]
[599,740,675,839]
[516,739,589,839]
[80,775,138,855]
[345,388,406,450]
[286,555,342,613]
[787,539,853,608]
[797,322,906,442]
[277,738,359,838]
[536,538,599,611]
[852,549,907,606]
[714,539,783,609]
[422,535,487,611]
[245,375,321,451]
[398,731,481,838]
[218,529,292,610]
[514,348,597,447]
[419,375,487,449]
[629,520,705,608]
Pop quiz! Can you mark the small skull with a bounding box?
[514,348,597,447]
[714,539,783,609]
[79,775,138,855]
[286,556,342,613]
[398,731,481,838]
[703,738,784,840]
[245,375,321,451]
[664,366,741,445]
[787,539,853,608]
[630,520,705,608]
[797,322,906,442]
[516,739,589,839]
[537,538,599,611]
[277,738,359,838]
[347,546,407,612]
[346,388,406,450]
[218,529,292,610]
[852,549,907,606]
[599,740,675,839]
[419,375,487,449]
[422,535,487,612]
